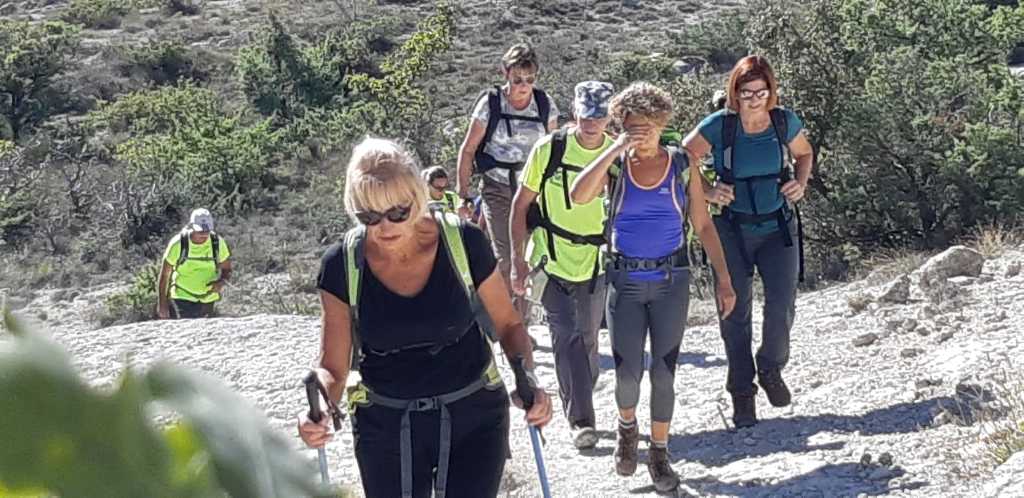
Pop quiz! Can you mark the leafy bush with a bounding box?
[667,10,750,71]
[241,2,454,160]
[0,308,347,497]
[119,41,204,86]
[235,13,392,123]
[90,83,284,215]
[0,20,80,140]
[99,264,159,326]
[746,0,1024,252]
[62,0,133,29]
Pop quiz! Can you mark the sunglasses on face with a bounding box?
[354,205,412,226]
[510,75,537,86]
[739,88,771,101]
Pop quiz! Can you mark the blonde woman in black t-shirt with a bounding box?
[297,137,551,498]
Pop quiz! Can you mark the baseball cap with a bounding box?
[574,81,615,119]
[189,208,214,232]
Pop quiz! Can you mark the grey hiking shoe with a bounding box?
[614,422,639,476]
[572,426,598,450]
[731,391,758,428]
[647,446,679,493]
[758,369,792,407]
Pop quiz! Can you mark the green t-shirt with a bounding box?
[522,129,613,282]
[163,232,231,303]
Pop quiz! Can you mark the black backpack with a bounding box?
[719,107,804,281]
[473,86,552,179]
[175,230,220,269]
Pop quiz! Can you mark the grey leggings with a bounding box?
[607,269,690,423]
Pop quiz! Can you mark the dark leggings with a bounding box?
[607,269,690,423]
[352,386,510,498]
[172,299,213,319]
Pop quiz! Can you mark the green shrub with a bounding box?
[746,0,1024,253]
[119,41,203,86]
[0,308,347,497]
[0,20,80,140]
[62,0,133,29]
[99,264,159,326]
[90,83,284,215]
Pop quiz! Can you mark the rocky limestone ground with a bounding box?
[8,244,1024,497]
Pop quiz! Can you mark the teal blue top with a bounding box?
[698,108,803,235]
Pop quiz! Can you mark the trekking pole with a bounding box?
[303,370,343,485]
[511,355,552,498]
[303,371,330,484]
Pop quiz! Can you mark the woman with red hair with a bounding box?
[682,56,814,428]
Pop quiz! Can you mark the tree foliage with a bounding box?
[0,20,80,141]
[747,0,1024,253]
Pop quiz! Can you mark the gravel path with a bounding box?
[12,246,1024,497]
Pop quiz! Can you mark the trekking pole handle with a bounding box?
[511,355,535,411]
[303,370,323,423]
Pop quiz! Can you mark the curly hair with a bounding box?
[609,82,673,128]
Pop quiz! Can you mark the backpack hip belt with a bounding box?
[607,246,690,272]
[363,369,498,498]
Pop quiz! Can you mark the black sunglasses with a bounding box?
[355,205,412,226]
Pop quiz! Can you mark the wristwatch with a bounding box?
[461,196,475,209]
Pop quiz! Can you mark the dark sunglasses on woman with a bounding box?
[355,205,412,226]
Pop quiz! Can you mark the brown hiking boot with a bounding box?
[731,391,758,428]
[758,368,792,407]
[614,422,639,476]
[647,446,680,493]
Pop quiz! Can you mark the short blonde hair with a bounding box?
[344,137,427,223]
[609,82,673,128]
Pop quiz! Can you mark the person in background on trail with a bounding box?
[422,166,461,214]
[509,81,616,451]
[456,42,559,326]
[571,82,736,493]
[297,138,552,498]
[157,208,232,320]
[682,55,814,428]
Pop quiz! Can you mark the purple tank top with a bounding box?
[611,155,687,281]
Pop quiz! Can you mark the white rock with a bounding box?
[914,246,985,288]
[985,451,1024,496]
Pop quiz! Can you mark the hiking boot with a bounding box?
[572,425,598,450]
[758,369,792,407]
[731,391,758,428]
[614,422,639,476]
[647,446,680,493]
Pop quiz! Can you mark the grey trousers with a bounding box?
[541,275,607,429]
[713,216,799,394]
[607,269,690,423]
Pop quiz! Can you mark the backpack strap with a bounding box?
[432,210,497,342]
[480,86,502,151]
[176,230,190,268]
[720,111,739,185]
[344,226,367,371]
[210,232,220,267]
[533,88,551,127]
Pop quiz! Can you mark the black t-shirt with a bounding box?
[317,222,497,399]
